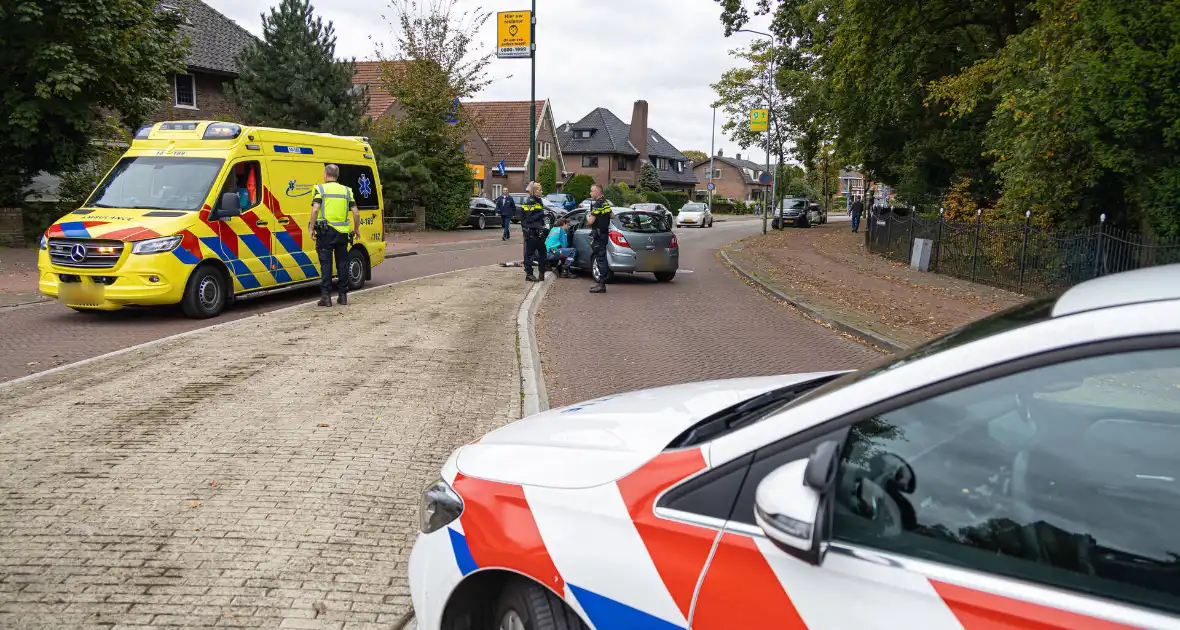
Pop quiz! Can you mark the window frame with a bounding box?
[174,74,197,109]
[582,155,599,168]
[334,164,380,211]
[706,332,1180,614]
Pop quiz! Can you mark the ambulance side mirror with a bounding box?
[217,192,242,219]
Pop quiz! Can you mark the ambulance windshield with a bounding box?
[85,156,225,212]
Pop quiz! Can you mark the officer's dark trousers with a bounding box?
[317,229,350,299]
[591,231,609,283]
[523,229,547,277]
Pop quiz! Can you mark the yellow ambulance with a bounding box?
[37,121,387,318]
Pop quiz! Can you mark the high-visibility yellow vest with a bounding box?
[314,182,354,233]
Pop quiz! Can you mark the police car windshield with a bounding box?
[85,156,225,212]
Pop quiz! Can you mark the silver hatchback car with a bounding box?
[564,207,679,283]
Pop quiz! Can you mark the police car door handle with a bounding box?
[277,218,290,224]
[255,220,269,227]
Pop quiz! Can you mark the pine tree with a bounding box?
[230,0,365,135]
[637,161,661,193]
[538,159,557,195]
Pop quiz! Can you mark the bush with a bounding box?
[662,190,688,211]
[733,200,749,214]
[564,174,594,203]
[637,162,661,193]
[538,158,557,195]
[604,182,643,206]
[711,199,735,214]
[643,191,670,207]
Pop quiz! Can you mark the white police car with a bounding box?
[407,265,1180,630]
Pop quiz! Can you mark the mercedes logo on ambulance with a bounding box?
[70,243,87,263]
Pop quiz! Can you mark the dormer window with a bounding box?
[572,129,593,139]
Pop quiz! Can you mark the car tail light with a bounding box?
[609,231,630,248]
[670,234,679,248]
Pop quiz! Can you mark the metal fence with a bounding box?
[865,208,1180,296]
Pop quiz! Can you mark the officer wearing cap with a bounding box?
[586,184,613,294]
[308,164,360,307]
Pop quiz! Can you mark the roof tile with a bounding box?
[462,100,547,168]
[170,0,258,75]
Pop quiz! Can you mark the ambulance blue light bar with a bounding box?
[134,125,153,139]
[203,123,242,139]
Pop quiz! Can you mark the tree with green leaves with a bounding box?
[230,0,365,135]
[0,0,187,204]
[637,162,661,193]
[683,150,708,164]
[564,174,594,203]
[538,159,557,195]
[373,0,493,229]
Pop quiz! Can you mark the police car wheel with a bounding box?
[347,249,367,291]
[495,578,588,630]
[181,266,226,319]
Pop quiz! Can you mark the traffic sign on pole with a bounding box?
[495,11,532,58]
[707,183,715,191]
[749,108,769,132]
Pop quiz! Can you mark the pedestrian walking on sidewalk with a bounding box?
[495,190,516,241]
[308,164,360,307]
[586,184,613,294]
[521,181,548,282]
[850,196,864,233]
[545,217,577,278]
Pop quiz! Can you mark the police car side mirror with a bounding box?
[753,440,841,566]
[217,192,242,219]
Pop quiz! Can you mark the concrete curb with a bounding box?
[719,249,907,353]
[517,274,553,418]
[385,250,418,258]
[0,266,488,392]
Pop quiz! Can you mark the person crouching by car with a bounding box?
[545,217,577,278]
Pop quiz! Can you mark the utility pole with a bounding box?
[528,0,537,183]
[738,28,775,235]
[708,106,716,212]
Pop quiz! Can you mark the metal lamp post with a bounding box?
[737,28,776,235]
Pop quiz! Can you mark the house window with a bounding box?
[616,156,631,171]
[540,142,552,159]
[674,161,682,173]
[711,169,722,180]
[174,74,197,108]
[492,183,503,198]
[582,155,599,168]
[575,130,592,139]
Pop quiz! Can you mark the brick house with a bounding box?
[839,169,866,198]
[351,61,564,198]
[150,0,257,123]
[691,150,772,203]
[556,101,697,194]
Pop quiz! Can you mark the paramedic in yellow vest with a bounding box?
[309,164,360,307]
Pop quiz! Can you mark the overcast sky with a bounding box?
[203,0,776,163]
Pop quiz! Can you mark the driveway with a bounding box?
[0,265,528,627]
[536,220,883,409]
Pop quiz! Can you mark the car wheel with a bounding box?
[495,578,588,630]
[347,249,368,291]
[477,215,487,230]
[591,260,611,284]
[654,271,676,282]
[181,265,227,319]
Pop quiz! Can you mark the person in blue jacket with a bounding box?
[545,217,577,278]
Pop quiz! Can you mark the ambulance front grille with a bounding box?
[48,239,125,269]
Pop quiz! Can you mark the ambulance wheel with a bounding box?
[181,265,227,319]
[347,249,368,291]
[495,578,588,630]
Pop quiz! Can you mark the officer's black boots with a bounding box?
[590,283,606,294]
[525,274,537,282]
[317,297,332,307]
[338,294,348,306]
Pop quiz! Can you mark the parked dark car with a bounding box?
[508,192,556,229]
[545,193,577,211]
[773,198,815,228]
[467,197,503,230]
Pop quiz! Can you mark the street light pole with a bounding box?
[708,106,716,212]
[737,28,775,236]
[529,0,536,183]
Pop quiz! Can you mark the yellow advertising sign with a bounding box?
[496,11,532,59]
[468,164,485,180]
[749,109,769,132]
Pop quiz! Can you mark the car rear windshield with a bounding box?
[85,156,225,212]
[615,211,671,233]
[682,204,706,212]
[545,194,570,202]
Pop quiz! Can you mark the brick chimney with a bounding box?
[736,153,741,161]
[717,148,724,157]
[628,100,649,160]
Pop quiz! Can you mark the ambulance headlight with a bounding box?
[131,235,183,255]
[419,479,463,534]
[39,234,48,250]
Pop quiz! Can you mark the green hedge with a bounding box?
[564,174,594,203]
[643,191,670,207]
[711,200,736,214]
[661,190,688,211]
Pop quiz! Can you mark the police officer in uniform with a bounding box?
[586,184,613,294]
[308,164,360,307]
[521,181,548,282]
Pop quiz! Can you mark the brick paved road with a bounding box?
[0,266,526,627]
[1,239,522,383]
[536,221,884,409]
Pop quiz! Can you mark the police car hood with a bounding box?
[455,373,831,489]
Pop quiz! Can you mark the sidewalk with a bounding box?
[0,265,529,627]
[0,247,48,308]
[723,224,1025,349]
